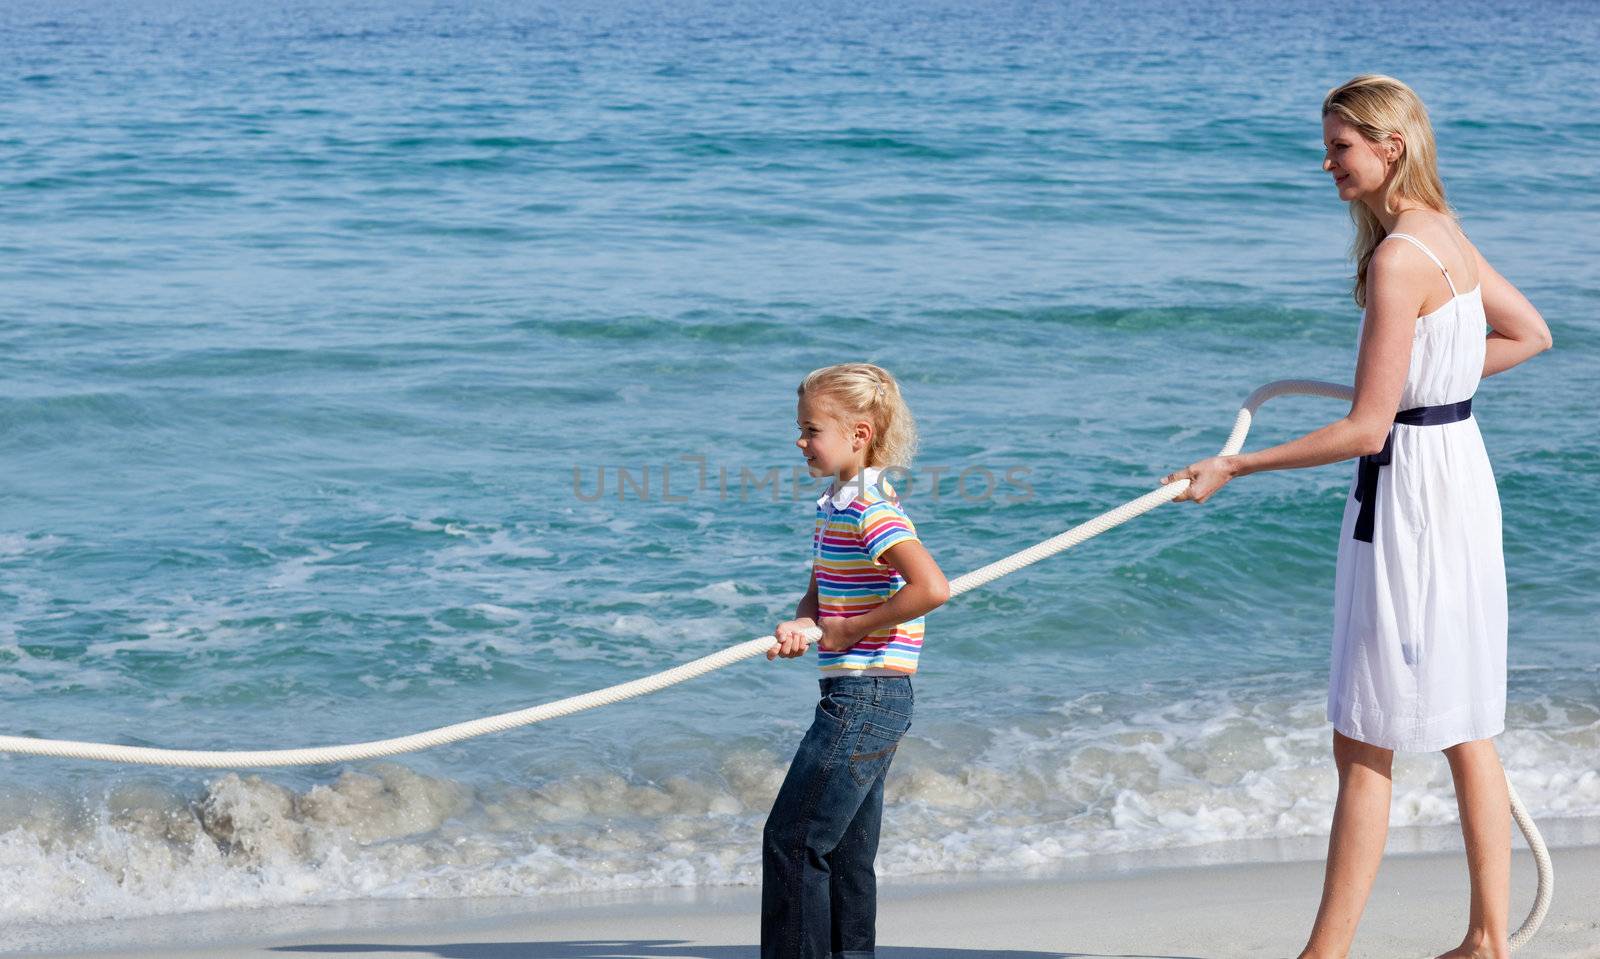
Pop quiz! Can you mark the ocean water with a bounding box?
[1,0,1597,929]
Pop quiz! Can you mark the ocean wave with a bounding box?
[0,682,1593,926]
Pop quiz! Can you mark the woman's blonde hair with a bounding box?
[1322,74,1455,307]
[797,363,918,469]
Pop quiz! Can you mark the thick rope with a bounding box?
[1507,778,1554,949]
[0,379,1551,947]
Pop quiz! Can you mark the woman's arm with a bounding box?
[1163,242,1430,503]
[818,540,949,651]
[1474,243,1553,376]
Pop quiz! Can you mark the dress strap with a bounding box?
[1384,232,1459,297]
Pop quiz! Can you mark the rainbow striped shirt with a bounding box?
[813,466,924,675]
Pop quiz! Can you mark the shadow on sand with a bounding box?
[269,940,1207,959]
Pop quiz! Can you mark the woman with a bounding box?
[1162,75,1552,959]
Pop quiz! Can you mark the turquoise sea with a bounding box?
[1,0,1596,931]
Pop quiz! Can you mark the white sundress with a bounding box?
[1328,232,1508,753]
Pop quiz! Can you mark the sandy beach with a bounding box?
[11,841,1595,959]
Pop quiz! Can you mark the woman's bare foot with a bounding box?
[1433,930,1509,959]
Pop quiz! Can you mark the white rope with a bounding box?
[0,379,1551,947]
[1508,777,1554,950]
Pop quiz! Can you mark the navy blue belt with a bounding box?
[1352,398,1473,543]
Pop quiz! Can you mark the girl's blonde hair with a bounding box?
[797,363,918,469]
[1322,74,1455,307]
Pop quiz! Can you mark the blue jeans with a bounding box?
[761,675,914,959]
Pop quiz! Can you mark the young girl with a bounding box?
[761,362,950,959]
[1165,75,1551,959]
